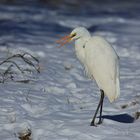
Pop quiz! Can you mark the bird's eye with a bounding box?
[71,33,76,38]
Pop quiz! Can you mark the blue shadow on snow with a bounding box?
[101,113,135,123]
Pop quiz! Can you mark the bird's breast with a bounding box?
[74,39,93,79]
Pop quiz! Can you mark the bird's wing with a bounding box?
[84,36,120,102]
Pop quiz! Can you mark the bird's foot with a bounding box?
[90,119,103,126]
[97,118,103,125]
[90,122,97,127]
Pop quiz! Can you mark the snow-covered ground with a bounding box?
[0,0,140,139]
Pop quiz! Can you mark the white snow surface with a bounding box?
[0,1,140,140]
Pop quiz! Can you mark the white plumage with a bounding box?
[57,26,120,126]
[74,34,120,102]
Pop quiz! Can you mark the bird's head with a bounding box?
[56,27,90,47]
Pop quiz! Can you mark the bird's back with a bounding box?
[84,36,120,102]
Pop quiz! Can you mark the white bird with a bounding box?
[57,27,120,126]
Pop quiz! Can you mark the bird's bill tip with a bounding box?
[56,35,71,43]
[56,34,72,48]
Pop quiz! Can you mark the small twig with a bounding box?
[22,52,39,63]
[14,80,33,83]
[3,64,13,75]
[4,60,24,73]
[22,53,40,73]
[21,57,40,73]
[0,53,40,73]
[0,54,20,65]
[0,72,13,83]
[0,52,40,83]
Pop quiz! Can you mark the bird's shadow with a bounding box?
[101,113,135,123]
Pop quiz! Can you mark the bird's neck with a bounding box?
[75,36,90,47]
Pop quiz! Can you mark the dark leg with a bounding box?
[98,90,104,124]
[90,90,103,126]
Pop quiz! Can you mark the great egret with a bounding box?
[57,27,120,126]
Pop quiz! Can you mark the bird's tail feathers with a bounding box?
[107,78,120,103]
[115,78,120,100]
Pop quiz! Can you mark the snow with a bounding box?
[0,0,140,139]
